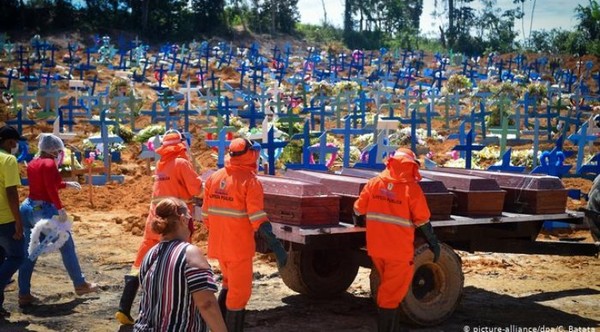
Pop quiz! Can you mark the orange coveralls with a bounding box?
[132,144,202,269]
[202,160,268,310]
[354,151,431,309]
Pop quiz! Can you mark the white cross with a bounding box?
[178,78,200,111]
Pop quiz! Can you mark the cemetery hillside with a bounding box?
[0,0,599,331]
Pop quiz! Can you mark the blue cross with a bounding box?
[286,120,331,172]
[487,148,526,173]
[307,131,338,167]
[152,65,168,91]
[277,104,304,137]
[205,128,231,168]
[400,110,426,153]
[530,135,573,177]
[452,128,484,169]
[578,153,600,177]
[6,110,35,134]
[44,44,58,68]
[330,115,373,168]
[140,101,163,123]
[519,93,539,127]
[260,126,289,175]
[568,122,598,172]
[2,68,17,90]
[237,62,249,89]
[48,106,77,133]
[593,72,600,95]
[238,102,265,129]
[132,60,149,83]
[535,103,559,141]
[177,53,192,83]
[178,98,199,133]
[87,109,124,183]
[308,102,334,133]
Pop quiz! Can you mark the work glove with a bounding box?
[57,209,69,223]
[352,214,365,227]
[258,222,288,268]
[418,222,440,263]
[66,181,82,191]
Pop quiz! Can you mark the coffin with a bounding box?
[284,170,367,224]
[258,175,340,226]
[339,168,454,221]
[431,168,568,214]
[420,170,506,217]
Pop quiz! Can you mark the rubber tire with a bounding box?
[279,248,360,298]
[370,243,464,326]
[583,211,600,242]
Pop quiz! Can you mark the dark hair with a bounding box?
[151,197,188,235]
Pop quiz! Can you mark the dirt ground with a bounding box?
[0,188,598,331]
[0,151,598,331]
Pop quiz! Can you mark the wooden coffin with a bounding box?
[420,170,506,217]
[430,168,568,214]
[258,175,340,227]
[339,168,454,221]
[284,170,368,224]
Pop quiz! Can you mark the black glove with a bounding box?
[352,214,365,226]
[418,223,441,263]
[258,222,288,268]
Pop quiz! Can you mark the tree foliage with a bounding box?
[0,0,299,42]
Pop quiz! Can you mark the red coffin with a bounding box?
[258,175,340,226]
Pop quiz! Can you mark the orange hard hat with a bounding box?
[389,148,420,165]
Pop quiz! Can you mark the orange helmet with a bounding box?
[388,148,420,165]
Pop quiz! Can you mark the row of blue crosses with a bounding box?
[5,36,600,104]
[6,70,598,179]
[3,38,600,175]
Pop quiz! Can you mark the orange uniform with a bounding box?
[202,139,268,310]
[133,132,202,268]
[354,148,431,309]
[117,131,203,326]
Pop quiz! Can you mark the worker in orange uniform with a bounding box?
[353,148,440,332]
[116,129,202,325]
[202,138,287,332]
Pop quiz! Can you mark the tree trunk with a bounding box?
[344,0,352,33]
[321,0,327,25]
[141,0,149,36]
[448,0,455,47]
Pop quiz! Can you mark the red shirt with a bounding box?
[27,157,66,209]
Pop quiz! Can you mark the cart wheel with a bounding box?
[369,243,464,326]
[279,247,359,298]
[583,211,600,242]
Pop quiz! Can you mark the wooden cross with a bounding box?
[452,128,484,169]
[330,115,373,168]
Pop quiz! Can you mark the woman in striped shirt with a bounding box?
[134,197,226,332]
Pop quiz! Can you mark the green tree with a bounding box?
[192,0,226,33]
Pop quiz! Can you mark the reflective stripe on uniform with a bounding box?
[207,207,248,218]
[366,212,413,227]
[248,210,267,222]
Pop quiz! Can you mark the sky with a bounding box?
[297,0,588,41]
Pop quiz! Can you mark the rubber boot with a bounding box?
[395,307,409,332]
[378,307,397,332]
[217,288,228,320]
[115,275,139,325]
[225,309,246,332]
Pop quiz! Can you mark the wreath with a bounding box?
[28,217,72,261]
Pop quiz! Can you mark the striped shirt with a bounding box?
[134,240,218,332]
